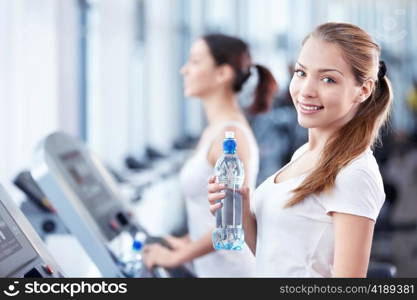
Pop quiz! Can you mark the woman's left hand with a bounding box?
[143,244,183,269]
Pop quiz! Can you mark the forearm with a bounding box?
[175,232,215,265]
[178,234,190,243]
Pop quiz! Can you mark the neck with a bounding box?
[307,104,359,152]
[202,88,242,126]
[307,126,339,153]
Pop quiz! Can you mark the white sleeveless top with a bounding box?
[179,121,258,277]
[254,143,385,277]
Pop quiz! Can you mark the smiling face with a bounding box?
[180,39,221,98]
[289,37,366,131]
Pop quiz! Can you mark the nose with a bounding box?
[300,77,318,98]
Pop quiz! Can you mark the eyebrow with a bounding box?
[296,61,344,77]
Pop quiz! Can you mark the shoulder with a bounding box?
[337,149,383,190]
[319,150,385,221]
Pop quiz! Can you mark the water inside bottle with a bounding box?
[212,227,245,250]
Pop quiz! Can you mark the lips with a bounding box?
[297,101,324,114]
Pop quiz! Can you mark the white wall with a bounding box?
[57,0,81,136]
[86,0,138,168]
[146,0,182,152]
[0,0,79,200]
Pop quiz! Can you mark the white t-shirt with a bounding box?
[253,143,385,277]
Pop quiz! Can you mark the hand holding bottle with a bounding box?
[207,175,250,217]
[210,131,248,250]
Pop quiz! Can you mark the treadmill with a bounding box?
[31,132,193,278]
[0,184,64,278]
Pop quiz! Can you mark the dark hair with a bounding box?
[202,33,278,114]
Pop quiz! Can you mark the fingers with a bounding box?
[143,257,154,269]
[208,176,224,193]
[143,245,156,269]
[208,175,216,184]
[209,202,222,215]
[207,175,226,216]
[208,183,225,194]
[208,191,226,205]
[143,244,167,269]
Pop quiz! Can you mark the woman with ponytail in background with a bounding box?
[209,23,393,277]
[143,34,278,277]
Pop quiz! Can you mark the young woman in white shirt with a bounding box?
[143,34,278,277]
[209,22,392,277]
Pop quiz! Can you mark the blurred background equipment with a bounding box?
[30,131,193,277]
[0,184,64,278]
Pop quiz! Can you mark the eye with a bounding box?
[322,77,336,84]
[294,69,306,77]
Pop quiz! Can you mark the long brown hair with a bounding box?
[203,34,278,114]
[286,22,393,207]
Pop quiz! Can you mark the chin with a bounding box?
[297,116,319,129]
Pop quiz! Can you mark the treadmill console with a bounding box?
[0,185,63,278]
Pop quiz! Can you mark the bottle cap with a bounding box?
[132,240,143,251]
[225,131,235,139]
[223,132,237,154]
[132,231,146,251]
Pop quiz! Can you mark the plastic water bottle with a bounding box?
[212,131,245,251]
[120,232,146,277]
